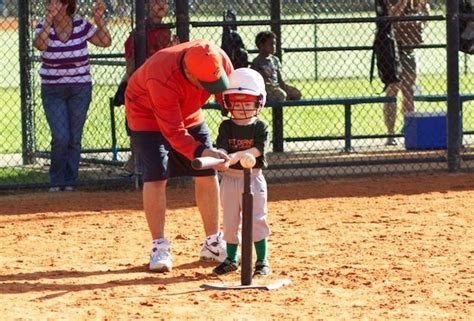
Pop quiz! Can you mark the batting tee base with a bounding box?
[200,278,291,291]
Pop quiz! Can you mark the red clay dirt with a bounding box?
[0,172,473,319]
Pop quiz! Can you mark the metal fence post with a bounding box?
[272,102,284,153]
[132,0,146,189]
[271,0,282,61]
[446,0,461,172]
[19,0,34,165]
[176,0,189,42]
[344,104,352,152]
[109,98,118,161]
[134,0,146,68]
[271,0,283,153]
[313,0,318,80]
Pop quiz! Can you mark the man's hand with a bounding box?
[201,148,230,171]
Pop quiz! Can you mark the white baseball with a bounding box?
[240,153,256,169]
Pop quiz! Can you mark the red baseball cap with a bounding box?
[184,42,229,94]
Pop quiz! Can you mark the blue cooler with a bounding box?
[404,112,447,150]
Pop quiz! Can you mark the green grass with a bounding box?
[0,165,123,185]
[0,87,21,153]
[0,167,49,185]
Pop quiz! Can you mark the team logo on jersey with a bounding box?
[229,138,254,150]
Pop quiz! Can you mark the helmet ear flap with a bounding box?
[223,94,235,112]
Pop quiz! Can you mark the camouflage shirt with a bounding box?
[251,54,281,87]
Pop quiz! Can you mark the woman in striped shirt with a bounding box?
[33,0,111,192]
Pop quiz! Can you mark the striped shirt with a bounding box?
[34,16,97,84]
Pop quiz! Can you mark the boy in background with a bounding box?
[251,31,301,102]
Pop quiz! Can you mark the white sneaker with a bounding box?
[200,232,226,262]
[149,239,172,272]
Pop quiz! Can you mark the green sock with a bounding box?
[226,243,238,263]
[254,238,268,262]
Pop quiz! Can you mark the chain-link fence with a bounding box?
[1,0,472,190]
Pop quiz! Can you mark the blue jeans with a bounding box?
[41,83,92,185]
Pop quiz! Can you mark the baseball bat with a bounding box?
[191,156,225,170]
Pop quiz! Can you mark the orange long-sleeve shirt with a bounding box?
[125,40,233,160]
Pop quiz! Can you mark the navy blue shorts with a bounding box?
[131,122,216,182]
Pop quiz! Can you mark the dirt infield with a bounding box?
[1,173,473,319]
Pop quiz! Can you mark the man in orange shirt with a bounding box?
[125,40,233,272]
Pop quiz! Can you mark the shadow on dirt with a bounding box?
[0,262,215,298]
[1,172,473,215]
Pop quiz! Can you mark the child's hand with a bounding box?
[227,153,241,166]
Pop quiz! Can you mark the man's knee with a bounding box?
[266,86,287,101]
[144,180,167,189]
[285,86,302,100]
[195,175,218,186]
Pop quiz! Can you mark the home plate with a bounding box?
[201,278,291,290]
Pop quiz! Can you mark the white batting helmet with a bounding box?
[223,68,267,118]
